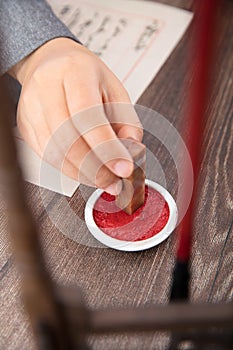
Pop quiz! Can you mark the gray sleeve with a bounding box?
[0,0,80,75]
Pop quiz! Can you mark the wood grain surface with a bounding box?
[0,1,232,349]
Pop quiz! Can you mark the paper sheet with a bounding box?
[49,0,193,102]
[14,128,79,196]
[16,0,193,196]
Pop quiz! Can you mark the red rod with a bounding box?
[177,0,219,262]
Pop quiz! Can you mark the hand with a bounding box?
[9,38,143,194]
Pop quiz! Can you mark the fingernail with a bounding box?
[113,160,132,178]
[105,180,122,195]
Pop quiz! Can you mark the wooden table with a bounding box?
[0,0,232,349]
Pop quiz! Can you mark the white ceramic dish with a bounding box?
[85,179,178,251]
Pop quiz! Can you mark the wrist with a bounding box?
[8,55,29,84]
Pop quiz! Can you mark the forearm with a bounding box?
[0,0,79,76]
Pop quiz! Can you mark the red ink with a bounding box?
[93,185,170,241]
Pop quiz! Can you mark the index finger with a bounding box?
[104,102,143,141]
[73,104,135,178]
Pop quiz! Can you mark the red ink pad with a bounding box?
[85,180,178,251]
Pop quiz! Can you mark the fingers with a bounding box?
[18,85,123,194]
[103,74,143,142]
[64,77,134,179]
[64,138,122,194]
[104,102,143,142]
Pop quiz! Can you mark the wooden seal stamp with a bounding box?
[116,139,146,215]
